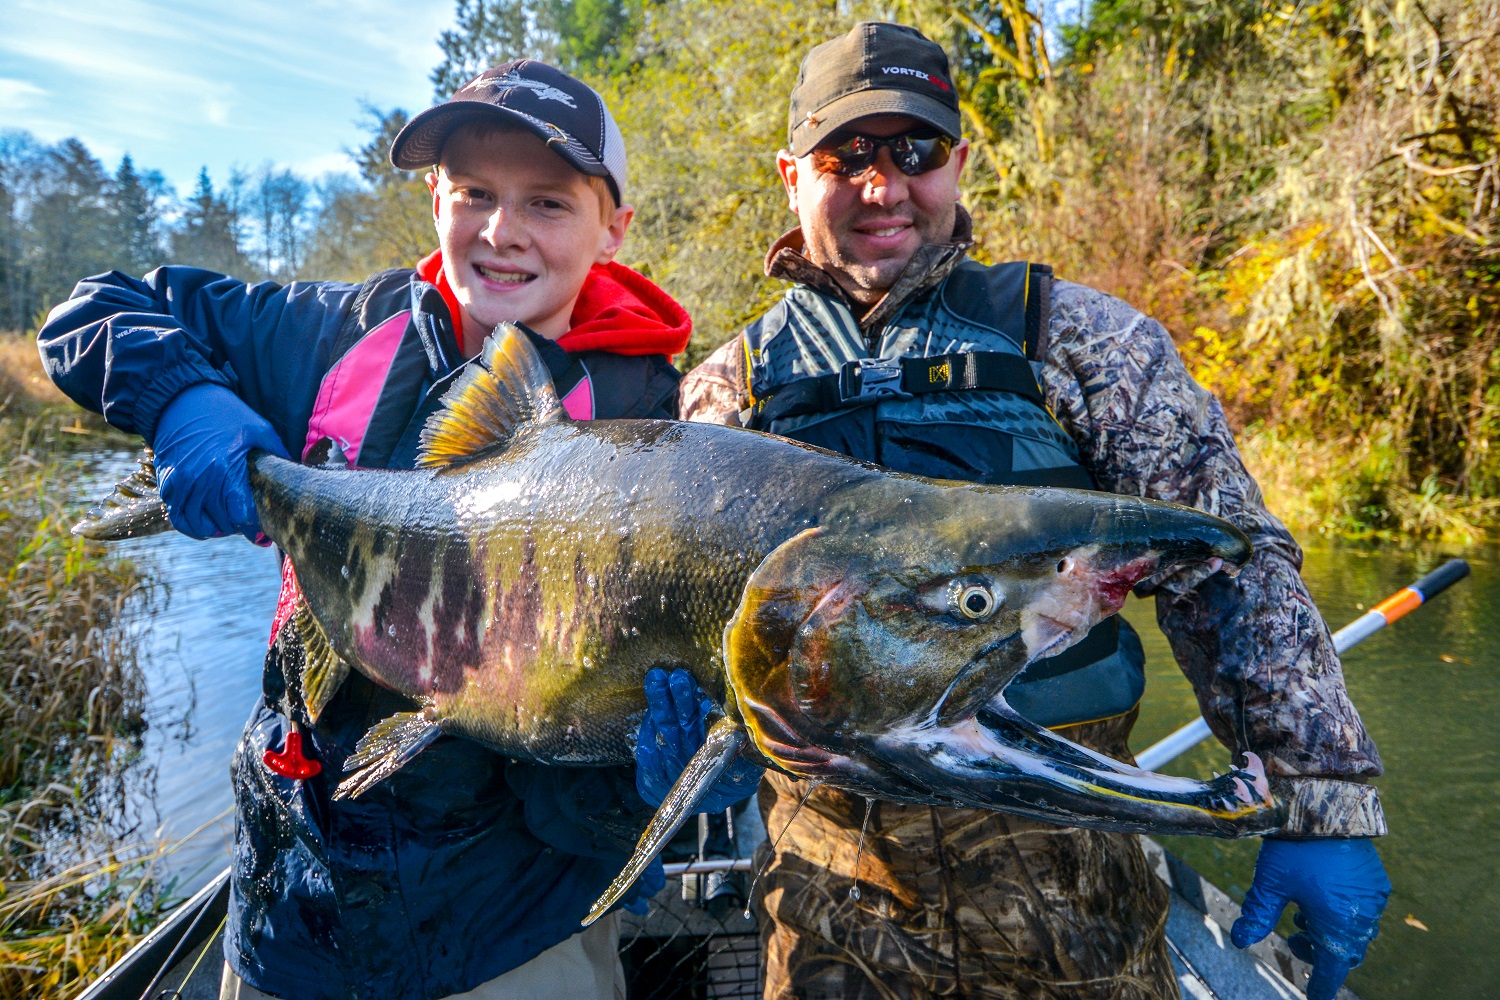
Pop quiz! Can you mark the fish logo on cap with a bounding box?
[475,72,578,108]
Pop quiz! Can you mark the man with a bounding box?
[681,22,1391,1000]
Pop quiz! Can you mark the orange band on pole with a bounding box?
[1372,587,1423,623]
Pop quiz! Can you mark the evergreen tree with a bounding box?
[30,139,114,317]
[172,167,256,277]
[432,0,539,96]
[110,154,165,275]
[430,0,639,94]
[0,131,45,331]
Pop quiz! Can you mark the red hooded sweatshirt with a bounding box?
[416,251,692,358]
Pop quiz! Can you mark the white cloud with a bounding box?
[0,78,46,111]
[0,0,454,194]
[296,150,359,180]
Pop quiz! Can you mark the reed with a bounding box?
[0,809,225,999]
[0,333,165,998]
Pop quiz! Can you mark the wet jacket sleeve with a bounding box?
[37,267,360,453]
[505,762,657,862]
[679,337,746,426]
[1040,281,1386,837]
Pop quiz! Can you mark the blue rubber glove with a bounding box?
[1231,838,1391,1000]
[635,668,762,811]
[152,383,288,542]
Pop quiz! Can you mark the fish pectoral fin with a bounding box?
[332,709,443,800]
[72,450,172,541]
[583,717,750,927]
[417,323,563,469]
[292,603,352,724]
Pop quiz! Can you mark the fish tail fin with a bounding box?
[72,450,173,540]
[333,710,443,800]
[293,603,352,724]
[583,717,750,927]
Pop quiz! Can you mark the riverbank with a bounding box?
[0,333,174,1000]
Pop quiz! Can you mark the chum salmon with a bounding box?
[78,325,1283,924]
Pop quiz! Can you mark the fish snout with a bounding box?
[1135,507,1253,593]
[1020,546,1157,661]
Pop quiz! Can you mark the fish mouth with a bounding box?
[907,542,1217,736]
[925,630,1027,729]
[865,703,1283,837]
[1026,615,1073,660]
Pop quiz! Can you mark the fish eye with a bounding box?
[1056,557,1072,574]
[948,577,1000,621]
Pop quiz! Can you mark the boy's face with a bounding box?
[429,126,632,348]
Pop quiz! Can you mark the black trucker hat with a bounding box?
[788,22,961,157]
[390,60,628,204]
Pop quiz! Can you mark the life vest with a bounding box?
[742,259,1144,728]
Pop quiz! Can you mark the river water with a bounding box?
[110,517,1495,999]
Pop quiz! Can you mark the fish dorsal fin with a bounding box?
[417,323,563,469]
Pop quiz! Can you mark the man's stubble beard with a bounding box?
[808,202,958,308]
[824,248,907,306]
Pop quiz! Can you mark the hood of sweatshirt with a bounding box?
[416,251,691,358]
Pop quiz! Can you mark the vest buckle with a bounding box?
[840,357,910,403]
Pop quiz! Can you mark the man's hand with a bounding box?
[1230,838,1391,1000]
[152,383,289,542]
[635,668,761,811]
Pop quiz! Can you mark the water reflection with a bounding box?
[1128,543,1500,1000]
[118,526,280,892]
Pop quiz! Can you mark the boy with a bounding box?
[39,61,749,999]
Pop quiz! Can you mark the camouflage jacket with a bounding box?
[680,223,1386,837]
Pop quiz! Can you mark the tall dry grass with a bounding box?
[0,331,172,998]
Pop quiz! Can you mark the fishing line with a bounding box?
[744,779,819,920]
[170,913,227,999]
[849,796,873,902]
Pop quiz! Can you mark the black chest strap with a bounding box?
[748,350,1043,430]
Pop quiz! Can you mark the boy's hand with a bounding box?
[152,383,289,542]
[635,668,762,811]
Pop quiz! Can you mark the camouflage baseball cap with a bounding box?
[787,22,961,156]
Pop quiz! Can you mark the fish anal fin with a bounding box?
[583,717,750,926]
[293,603,352,724]
[417,324,563,469]
[332,709,443,800]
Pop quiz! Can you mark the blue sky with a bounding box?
[0,0,456,196]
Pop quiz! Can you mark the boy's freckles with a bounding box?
[429,128,631,353]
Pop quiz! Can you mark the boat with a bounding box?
[75,828,1352,1000]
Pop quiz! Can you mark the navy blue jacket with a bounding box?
[39,266,681,999]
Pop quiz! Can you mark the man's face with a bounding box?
[429,127,632,349]
[778,114,969,307]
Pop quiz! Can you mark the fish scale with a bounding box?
[78,324,1288,925]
